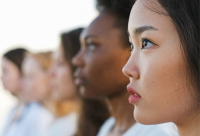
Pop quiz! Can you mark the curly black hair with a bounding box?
[96,0,133,18]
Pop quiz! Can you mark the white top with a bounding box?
[1,102,53,136]
[97,117,179,136]
[44,112,78,136]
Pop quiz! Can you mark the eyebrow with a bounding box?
[134,26,158,35]
[84,35,98,41]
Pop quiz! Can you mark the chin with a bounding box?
[134,107,167,125]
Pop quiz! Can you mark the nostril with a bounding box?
[128,74,133,78]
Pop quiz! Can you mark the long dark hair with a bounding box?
[60,28,110,136]
[156,0,199,99]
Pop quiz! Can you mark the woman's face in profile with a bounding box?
[1,57,21,96]
[73,12,130,98]
[22,57,50,102]
[123,0,196,125]
[49,47,77,101]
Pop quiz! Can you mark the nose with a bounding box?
[72,50,84,67]
[122,54,140,80]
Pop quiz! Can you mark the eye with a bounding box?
[86,43,96,51]
[129,42,134,52]
[141,38,156,49]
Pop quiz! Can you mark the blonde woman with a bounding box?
[21,51,54,136]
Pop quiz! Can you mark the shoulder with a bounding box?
[97,117,115,136]
[123,122,179,136]
[44,113,78,136]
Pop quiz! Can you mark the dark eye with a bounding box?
[129,42,134,52]
[141,38,155,49]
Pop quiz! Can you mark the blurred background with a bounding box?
[0,0,97,131]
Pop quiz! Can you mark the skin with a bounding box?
[49,47,77,101]
[73,12,130,98]
[123,0,200,135]
[22,56,51,103]
[1,57,22,96]
[72,12,135,136]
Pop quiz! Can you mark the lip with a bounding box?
[127,85,141,104]
[74,77,87,86]
[74,69,87,86]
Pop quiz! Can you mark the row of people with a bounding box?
[1,0,199,136]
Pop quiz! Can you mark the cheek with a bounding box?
[57,68,73,86]
[4,75,21,92]
[35,77,50,98]
[55,68,75,98]
[138,51,195,123]
[85,50,129,95]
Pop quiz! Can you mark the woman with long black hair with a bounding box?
[123,0,199,136]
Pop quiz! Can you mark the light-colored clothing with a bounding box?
[1,102,53,136]
[97,117,179,136]
[44,112,78,136]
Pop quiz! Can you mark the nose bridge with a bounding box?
[123,51,140,79]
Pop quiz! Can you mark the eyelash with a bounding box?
[140,38,156,49]
[129,38,156,51]
[129,42,134,52]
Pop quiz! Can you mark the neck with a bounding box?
[177,109,200,136]
[106,90,136,133]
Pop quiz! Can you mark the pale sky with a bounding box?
[0,0,98,131]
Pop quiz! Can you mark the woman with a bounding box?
[123,0,199,136]
[1,48,27,98]
[72,0,178,136]
[21,51,54,136]
[48,28,109,136]
[1,48,28,136]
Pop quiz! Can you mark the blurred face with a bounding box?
[1,57,21,96]
[72,12,130,98]
[49,47,77,101]
[22,57,51,102]
[123,0,196,125]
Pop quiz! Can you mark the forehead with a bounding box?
[81,12,117,38]
[128,0,174,34]
[2,57,14,66]
[2,57,18,70]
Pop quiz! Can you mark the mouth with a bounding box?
[74,69,87,86]
[74,77,87,86]
[127,85,141,104]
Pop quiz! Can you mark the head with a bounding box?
[1,48,27,97]
[22,51,52,103]
[123,0,199,126]
[49,28,83,101]
[72,0,132,98]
